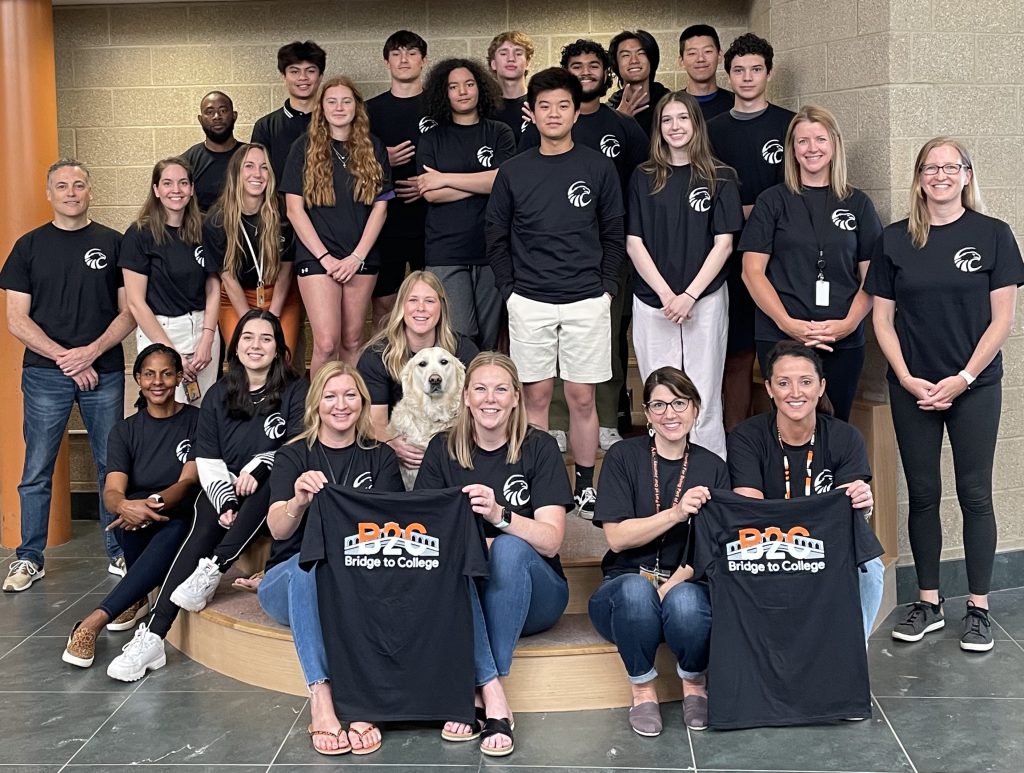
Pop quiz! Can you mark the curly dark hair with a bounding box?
[559,39,614,92]
[422,58,501,125]
[723,32,774,73]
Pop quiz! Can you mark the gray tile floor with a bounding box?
[2,521,1023,772]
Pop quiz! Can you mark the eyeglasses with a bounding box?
[919,163,970,176]
[644,397,691,414]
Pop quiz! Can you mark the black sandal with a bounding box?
[479,717,514,757]
[441,706,486,741]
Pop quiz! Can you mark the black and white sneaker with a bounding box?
[891,599,945,642]
[960,602,994,652]
[573,486,597,520]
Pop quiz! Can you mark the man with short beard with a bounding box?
[607,29,671,137]
[182,91,242,211]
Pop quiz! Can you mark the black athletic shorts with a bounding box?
[372,236,425,297]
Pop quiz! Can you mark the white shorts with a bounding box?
[136,309,221,408]
[507,292,612,384]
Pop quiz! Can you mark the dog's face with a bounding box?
[400,346,466,400]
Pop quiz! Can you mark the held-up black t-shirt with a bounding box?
[728,413,871,499]
[693,489,883,729]
[417,119,516,266]
[739,185,882,348]
[487,144,625,303]
[627,165,743,306]
[865,209,1024,388]
[202,211,296,290]
[119,223,214,316]
[366,90,430,239]
[0,221,124,372]
[694,88,735,121]
[279,134,393,270]
[357,335,479,409]
[299,486,489,723]
[267,439,404,571]
[594,436,730,578]
[414,429,574,577]
[107,405,200,503]
[493,95,530,147]
[250,100,313,184]
[181,142,243,211]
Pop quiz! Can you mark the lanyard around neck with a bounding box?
[239,219,264,287]
[650,440,689,573]
[776,423,814,499]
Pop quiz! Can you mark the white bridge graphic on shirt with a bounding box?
[727,532,824,560]
[726,526,827,574]
[343,521,439,557]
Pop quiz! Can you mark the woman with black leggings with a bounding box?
[866,137,1023,653]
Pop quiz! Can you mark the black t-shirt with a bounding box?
[707,105,795,207]
[366,90,430,239]
[357,335,479,409]
[299,486,488,723]
[493,95,530,147]
[250,100,312,184]
[627,164,743,305]
[181,142,243,212]
[119,223,213,316]
[865,209,1024,388]
[727,413,871,499]
[594,436,730,578]
[107,405,200,503]
[0,221,124,372]
[417,119,516,266]
[607,81,671,137]
[739,185,883,348]
[414,429,574,576]
[202,210,296,290]
[267,439,404,570]
[693,489,883,729]
[519,104,649,192]
[191,378,307,474]
[280,134,393,269]
[694,88,734,121]
[486,144,625,303]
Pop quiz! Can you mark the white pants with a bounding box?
[632,285,728,459]
[136,309,221,408]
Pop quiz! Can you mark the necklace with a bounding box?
[331,142,348,168]
[776,423,814,499]
[648,440,690,575]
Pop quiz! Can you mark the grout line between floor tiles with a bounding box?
[0,581,104,663]
[266,695,308,771]
[686,724,698,772]
[871,694,1024,700]
[57,674,149,772]
[870,692,919,773]
[990,617,1024,655]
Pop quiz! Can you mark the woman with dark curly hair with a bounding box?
[415,58,516,351]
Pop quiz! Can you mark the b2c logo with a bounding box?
[953,247,982,273]
[831,209,857,230]
[689,187,711,213]
[477,146,494,168]
[761,139,784,164]
[84,248,108,270]
[263,413,286,439]
[567,181,592,208]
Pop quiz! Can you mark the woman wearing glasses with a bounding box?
[866,138,1023,653]
[588,366,728,735]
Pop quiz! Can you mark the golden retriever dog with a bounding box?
[387,346,466,489]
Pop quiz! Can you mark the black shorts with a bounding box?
[372,236,425,297]
[295,259,379,278]
[726,271,755,354]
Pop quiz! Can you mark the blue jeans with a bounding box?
[258,553,329,686]
[589,573,712,683]
[473,534,569,685]
[860,556,885,640]
[18,366,124,566]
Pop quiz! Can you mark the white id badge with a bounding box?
[815,279,830,307]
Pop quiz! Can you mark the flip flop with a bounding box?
[479,717,514,757]
[348,722,382,755]
[231,571,264,592]
[441,706,487,742]
[307,724,350,756]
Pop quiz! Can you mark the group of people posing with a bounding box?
[1,19,1020,755]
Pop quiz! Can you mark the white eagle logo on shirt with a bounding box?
[761,139,784,164]
[831,209,857,230]
[418,117,437,133]
[600,134,621,158]
[477,146,494,168]
[503,474,531,508]
[263,413,286,439]
[953,247,982,273]
[689,187,711,213]
[567,181,592,208]
[175,439,191,464]
[193,245,205,267]
[84,248,108,270]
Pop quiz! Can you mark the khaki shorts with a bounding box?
[507,292,612,383]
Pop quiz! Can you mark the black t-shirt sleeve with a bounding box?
[852,501,885,566]
[375,445,405,492]
[737,188,780,253]
[726,419,769,493]
[192,389,224,459]
[415,129,437,176]
[284,380,308,440]
[201,213,228,273]
[831,423,872,488]
[597,165,626,295]
[269,442,305,504]
[863,233,896,299]
[0,236,33,293]
[280,139,306,197]
[413,434,450,490]
[854,192,883,264]
[493,123,517,166]
[373,136,394,198]
[106,421,132,475]
[991,219,1024,289]
[713,175,745,235]
[297,498,326,570]
[485,170,514,297]
[524,431,575,511]
[357,345,392,406]
[592,442,638,525]
[251,116,271,148]
[117,225,151,275]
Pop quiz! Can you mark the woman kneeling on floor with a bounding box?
[588,366,729,734]
[264,361,403,755]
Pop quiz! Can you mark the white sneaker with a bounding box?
[106,623,166,682]
[3,560,44,592]
[599,427,623,450]
[548,429,567,453]
[107,556,126,577]
[169,557,222,612]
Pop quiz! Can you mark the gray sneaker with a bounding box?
[3,560,44,592]
[960,603,994,652]
[891,600,945,642]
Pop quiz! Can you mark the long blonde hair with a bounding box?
[210,143,282,284]
[639,91,726,196]
[135,157,203,246]
[448,353,529,469]
[908,136,982,249]
[783,105,852,200]
[361,271,460,383]
[303,76,383,207]
[292,361,377,450]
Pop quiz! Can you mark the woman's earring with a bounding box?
[647,422,655,438]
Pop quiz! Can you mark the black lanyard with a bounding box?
[798,190,832,282]
[650,441,689,573]
[317,441,354,488]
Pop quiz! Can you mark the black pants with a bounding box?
[889,381,1001,596]
[149,486,271,638]
[756,342,864,422]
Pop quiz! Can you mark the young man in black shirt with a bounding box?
[487,31,535,147]
[181,91,242,211]
[250,41,326,184]
[707,33,795,431]
[607,29,671,137]
[678,25,733,121]
[0,160,135,591]
[486,67,625,517]
[366,30,430,327]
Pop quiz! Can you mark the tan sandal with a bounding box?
[348,722,382,755]
[231,571,264,592]
[307,724,350,756]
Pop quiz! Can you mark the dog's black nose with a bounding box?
[428,374,442,386]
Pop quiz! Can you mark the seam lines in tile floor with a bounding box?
[685,725,698,771]
[57,677,148,772]
[265,696,308,773]
[992,617,1024,654]
[870,694,919,773]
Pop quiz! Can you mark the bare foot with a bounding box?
[480,678,513,753]
[631,681,659,707]
[309,683,345,754]
[348,721,382,753]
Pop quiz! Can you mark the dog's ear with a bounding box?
[452,356,466,395]
[401,356,419,396]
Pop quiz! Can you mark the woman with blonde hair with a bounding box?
[358,270,478,471]
[866,137,1023,652]
[203,142,302,357]
[739,104,882,421]
[416,352,572,757]
[262,361,403,755]
[281,75,393,372]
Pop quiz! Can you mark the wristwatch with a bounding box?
[148,494,164,505]
[493,506,512,530]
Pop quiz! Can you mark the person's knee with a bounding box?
[488,535,533,581]
[564,384,596,415]
[613,574,662,619]
[663,582,711,624]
